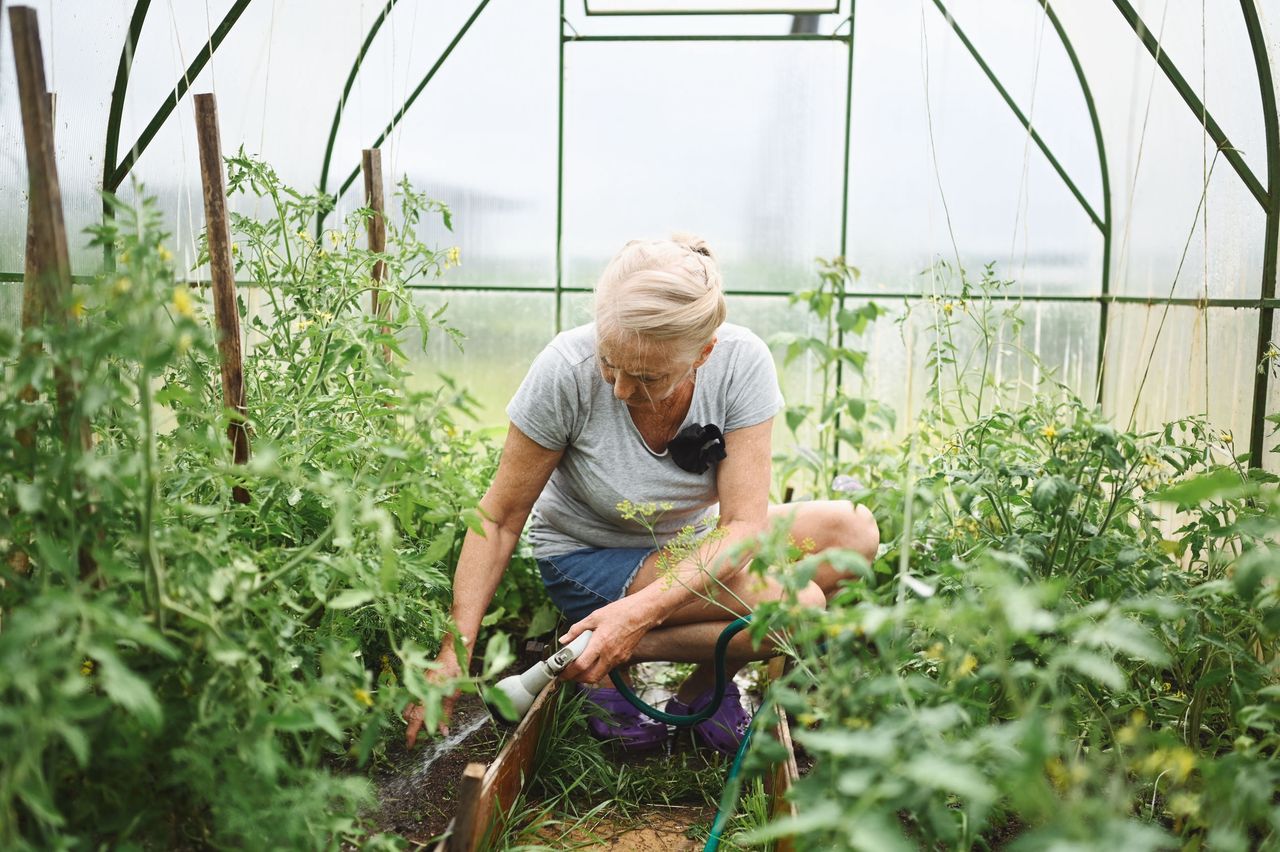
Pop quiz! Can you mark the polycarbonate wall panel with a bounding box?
[562,41,847,293]
[0,0,133,276]
[328,0,558,288]
[852,298,1100,433]
[922,0,1105,213]
[0,283,20,335]
[846,2,1103,299]
[1126,0,1268,183]
[404,290,555,426]
[1102,305,1257,451]
[1051,1,1266,300]
[104,0,553,286]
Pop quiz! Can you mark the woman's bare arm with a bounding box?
[442,423,563,665]
[403,423,561,746]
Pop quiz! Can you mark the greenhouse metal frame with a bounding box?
[3,0,1278,461]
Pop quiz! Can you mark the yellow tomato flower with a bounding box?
[943,301,954,315]
[176,332,193,355]
[171,286,195,318]
[70,297,86,319]
[1041,424,1058,440]
[119,250,130,265]
[446,246,461,267]
[1220,430,1233,444]
[957,653,978,677]
[353,688,374,708]
[923,642,945,662]
[157,245,173,263]
[295,319,311,332]
[80,658,94,676]
[112,276,132,296]
[1139,746,1196,782]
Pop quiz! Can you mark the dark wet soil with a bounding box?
[364,643,547,847]
[366,692,504,846]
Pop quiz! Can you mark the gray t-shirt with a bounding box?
[506,322,785,558]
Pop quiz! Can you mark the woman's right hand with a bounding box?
[402,652,464,749]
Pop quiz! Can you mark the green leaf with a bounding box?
[1058,649,1126,691]
[90,645,163,728]
[15,483,41,512]
[525,603,560,638]
[1151,468,1251,505]
[481,633,514,679]
[738,801,845,845]
[328,589,376,610]
[423,532,453,565]
[55,721,90,768]
[1081,617,1170,665]
[784,406,809,434]
[482,685,519,722]
[795,728,894,760]
[1031,476,1069,512]
[903,755,996,805]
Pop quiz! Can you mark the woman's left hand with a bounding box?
[558,597,657,684]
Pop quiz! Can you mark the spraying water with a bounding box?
[380,712,493,803]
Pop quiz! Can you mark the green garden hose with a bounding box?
[607,615,762,852]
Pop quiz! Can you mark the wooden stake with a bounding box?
[10,10,82,452]
[8,90,55,578]
[362,148,391,362]
[193,93,251,504]
[16,91,53,448]
[446,763,487,852]
[12,9,96,580]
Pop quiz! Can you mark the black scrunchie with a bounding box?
[668,423,727,474]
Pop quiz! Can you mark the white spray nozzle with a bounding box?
[489,630,593,722]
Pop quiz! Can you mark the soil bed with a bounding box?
[366,691,505,845]
[364,644,548,847]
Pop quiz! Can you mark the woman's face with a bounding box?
[597,337,698,408]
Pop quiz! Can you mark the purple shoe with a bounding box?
[578,685,668,752]
[664,681,751,756]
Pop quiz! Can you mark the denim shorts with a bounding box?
[537,546,657,626]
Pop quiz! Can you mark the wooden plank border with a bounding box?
[763,656,800,852]
[437,678,562,852]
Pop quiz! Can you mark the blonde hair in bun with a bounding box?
[594,232,727,359]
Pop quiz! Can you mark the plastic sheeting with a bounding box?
[1,0,1276,457]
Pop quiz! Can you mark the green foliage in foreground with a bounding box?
[744,264,1280,850]
[0,158,540,849]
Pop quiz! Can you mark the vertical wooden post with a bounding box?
[12,8,96,580]
[764,656,800,852]
[8,90,55,579]
[11,9,81,451]
[15,91,54,449]
[447,762,487,852]
[362,148,391,362]
[193,93,251,505]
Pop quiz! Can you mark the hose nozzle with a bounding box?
[488,630,592,722]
